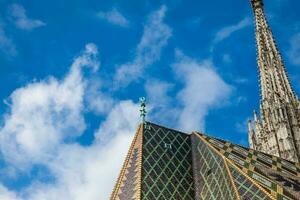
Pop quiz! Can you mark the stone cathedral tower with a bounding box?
[248,0,300,162]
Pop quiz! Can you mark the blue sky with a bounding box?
[0,0,300,199]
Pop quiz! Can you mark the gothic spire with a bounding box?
[248,0,300,162]
[251,0,296,102]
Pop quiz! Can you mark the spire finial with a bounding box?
[247,119,252,132]
[253,110,259,122]
[251,0,263,10]
[139,97,147,123]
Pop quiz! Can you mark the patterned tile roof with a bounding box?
[111,122,300,200]
[199,132,300,200]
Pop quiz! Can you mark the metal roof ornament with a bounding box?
[139,97,146,124]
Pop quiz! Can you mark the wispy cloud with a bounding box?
[213,17,251,45]
[235,119,248,134]
[97,8,129,27]
[85,79,114,115]
[142,46,233,132]
[114,5,172,88]
[0,24,17,56]
[173,50,232,132]
[9,4,46,31]
[288,33,300,65]
[145,49,233,132]
[145,80,173,108]
[145,80,178,125]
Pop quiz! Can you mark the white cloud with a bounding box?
[145,80,173,108]
[0,185,20,200]
[143,50,232,132]
[0,42,141,200]
[145,80,178,125]
[0,43,99,168]
[25,100,139,200]
[288,33,300,65]
[235,119,248,134]
[20,100,139,200]
[114,5,172,88]
[213,17,251,44]
[9,4,46,31]
[97,8,129,27]
[0,24,17,56]
[95,100,139,143]
[173,50,232,132]
[85,79,114,115]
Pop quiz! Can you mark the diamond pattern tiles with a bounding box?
[228,163,272,200]
[198,132,300,200]
[191,134,238,200]
[141,123,195,200]
[110,124,143,200]
[194,133,275,200]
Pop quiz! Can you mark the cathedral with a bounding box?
[111,0,300,199]
[247,0,300,163]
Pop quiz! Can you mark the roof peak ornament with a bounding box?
[139,97,147,124]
